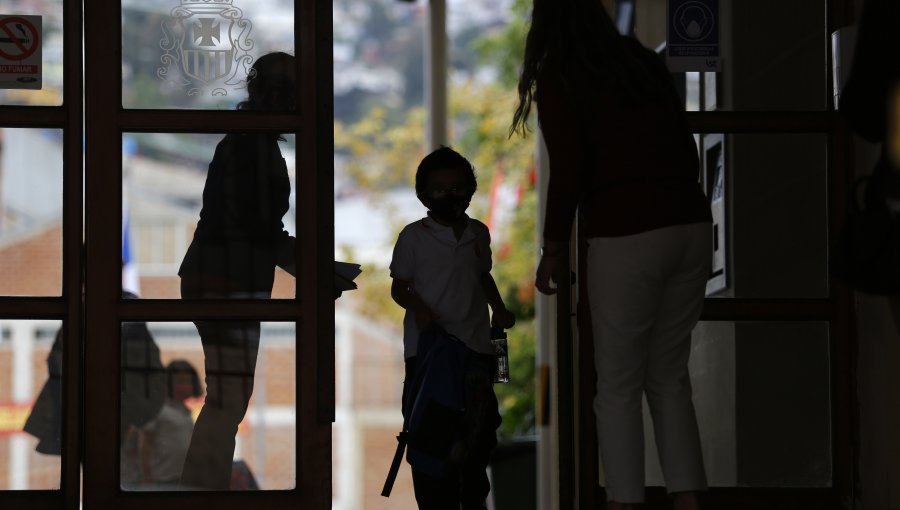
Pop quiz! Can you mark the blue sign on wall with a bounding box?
[667,0,720,72]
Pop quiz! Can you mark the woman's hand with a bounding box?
[535,253,561,295]
[491,307,517,329]
[413,303,436,331]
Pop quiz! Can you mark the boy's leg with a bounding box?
[412,468,460,510]
[459,355,501,510]
[406,356,461,509]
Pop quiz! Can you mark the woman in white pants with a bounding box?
[512,1,713,508]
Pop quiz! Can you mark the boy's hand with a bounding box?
[491,308,516,329]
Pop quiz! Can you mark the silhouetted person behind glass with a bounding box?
[24,291,166,459]
[178,51,297,490]
[513,1,711,509]
[136,360,203,489]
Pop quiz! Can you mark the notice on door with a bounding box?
[667,0,720,72]
[0,15,41,89]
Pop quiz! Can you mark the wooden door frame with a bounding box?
[563,1,861,508]
[82,1,334,509]
[0,0,83,507]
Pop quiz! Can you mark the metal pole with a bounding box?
[534,128,559,510]
[10,320,34,490]
[425,0,448,150]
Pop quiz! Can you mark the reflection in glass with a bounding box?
[698,134,828,298]
[122,0,294,110]
[120,321,296,491]
[0,319,63,489]
[0,128,63,296]
[123,54,298,299]
[0,0,64,106]
[639,321,830,488]
[122,130,296,299]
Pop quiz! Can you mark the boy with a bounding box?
[390,146,515,509]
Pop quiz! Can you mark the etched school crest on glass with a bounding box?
[158,0,253,98]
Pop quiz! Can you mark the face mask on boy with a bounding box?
[428,195,470,222]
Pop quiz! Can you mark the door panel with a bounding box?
[0,128,64,296]
[0,319,63,490]
[84,0,332,508]
[121,131,299,300]
[566,1,856,507]
[118,320,298,491]
[0,0,81,508]
[0,0,64,107]
[121,0,296,111]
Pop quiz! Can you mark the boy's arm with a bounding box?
[480,272,516,329]
[391,277,435,331]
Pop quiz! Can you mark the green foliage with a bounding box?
[471,0,532,89]
[335,106,426,191]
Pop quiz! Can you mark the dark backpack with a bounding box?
[382,326,472,496]
[404,326,472,478]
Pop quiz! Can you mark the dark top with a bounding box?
[841,0,899,143]
[536,36,711,241]
[179,133,292,295]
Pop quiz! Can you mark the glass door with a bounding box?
[561,0,858,508]
[82,1,334,509]
[0,0,82,508]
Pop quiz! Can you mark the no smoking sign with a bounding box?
[0,15,41,90]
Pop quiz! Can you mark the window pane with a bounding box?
[636,321,831,488]
[122,0,295,110]
[0,1,64,106]
[123,132,297,299]
[120,320,296,491]
[0,128,63,296]
[698,134,828,298]
[0,319,63,489]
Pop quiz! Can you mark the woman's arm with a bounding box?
[536,72,584,246]
[534,72,582,294]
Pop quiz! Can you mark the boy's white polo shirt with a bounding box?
[390,214,493,359]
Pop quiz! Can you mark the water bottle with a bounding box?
[491,326,510,383]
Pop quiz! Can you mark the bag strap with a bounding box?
[381,432,407,497]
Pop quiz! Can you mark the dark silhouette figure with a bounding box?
[389,147,515,509]
[842,0,900,205]
[842,0,899,152]
[833,0,900,295]
[513,1,711,509]
[25,291,166,460]
[23,328,64,455]
[178,52,297,490]
[135,360,203,488]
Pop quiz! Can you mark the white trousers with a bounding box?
[586,222,711,503]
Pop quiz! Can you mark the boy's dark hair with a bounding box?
[415,146,478,198]
[166,359,202,398]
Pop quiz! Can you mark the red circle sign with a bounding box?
[0,17,38,62]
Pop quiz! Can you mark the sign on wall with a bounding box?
[0,15,41,89]
[667,0,720,72]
